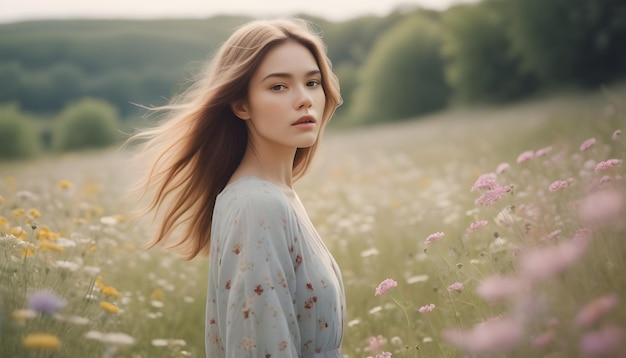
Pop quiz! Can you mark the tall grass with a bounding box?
[1,84,624,357]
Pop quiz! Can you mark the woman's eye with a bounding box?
[271,84,286,91]
[307,80,321,87]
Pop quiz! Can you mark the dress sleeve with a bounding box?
[215,189,300,357]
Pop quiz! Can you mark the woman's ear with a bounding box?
[231,101,251,120]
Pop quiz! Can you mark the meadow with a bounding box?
[1,84,625,358]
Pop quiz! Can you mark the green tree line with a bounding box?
[1,0,625,159]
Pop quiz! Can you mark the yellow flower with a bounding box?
[12,208,25,219]
[28,208,42,219]
[22,333,61,350]
[37,226,60,240]
[21,248,35,257]
[0,194,4,204]
[151,288,164,301]
[99,301,120,314]
[101,285,121,299]
[57,180,72,190]
[0,216,9,231]
[10,226,27,240]
[39,241,64,252]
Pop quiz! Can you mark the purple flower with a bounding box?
[579,324,626,357]
[595,159,622,172]
[28,290,67,313]
[471,173,497,192]
[424,232,445,245]
[375,279,397,296]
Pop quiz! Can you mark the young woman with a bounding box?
[129,18,345,357]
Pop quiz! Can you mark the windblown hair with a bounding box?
[128,18,341,260]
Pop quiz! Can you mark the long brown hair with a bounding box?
[128,18,341,260]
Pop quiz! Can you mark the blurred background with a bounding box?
[0,0,625,160]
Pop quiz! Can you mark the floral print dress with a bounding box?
[206,177,345,357]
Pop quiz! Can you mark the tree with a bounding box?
[441,2,537,102]
[53,98,121,151]
[347,13,451,124]
[0,104,40,160]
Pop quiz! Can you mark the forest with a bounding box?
[1,0,625,158]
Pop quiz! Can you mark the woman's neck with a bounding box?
[231,143,296,189]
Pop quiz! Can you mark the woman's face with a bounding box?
[234,40,326,152]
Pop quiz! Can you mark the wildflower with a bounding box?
[574,293,619,328]
[99,301,120,314]
[12,309,37,325]
[475,274,526,301]
[360,247,380,258]
[54,260,80,272]
[12,208,25,219]
[100,285,121,299]
[367,335,386,352]
[10,226,27,240]
[38,241,64,252]
[474,184,512,206]
[22,333,61,350]
[0,216,8,231]
[448,282,464,292]
[549,180,569,192]
[519,239,588,282]
[418,303,435,313]
[466,220,488,234]
[535,146,552,157]
[85,330,135,345]
[496,162,510,174]
[531,331,554,348]
[375,279,398,296]
[28,208,41,219]
[612,129,621,140]
[516,150,534,163]
[580,137,596,151]
[375,352,392,358]
[546,229,562,240]
[21,248,35,257]
[424,231,444,245]
[594,159,622,172]
[578,190,624,227]
[442,316,523,354]
[57,180,72,190]
[28,290,67,313]
[151,288,164,300]
[579,324,625,357]
[471,173,497,191]
[0,195,4,204]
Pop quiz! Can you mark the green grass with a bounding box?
[1,83,625,357]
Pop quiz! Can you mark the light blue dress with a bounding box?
[206,177,345,357]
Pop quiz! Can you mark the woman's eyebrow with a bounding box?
[261,69,321,82]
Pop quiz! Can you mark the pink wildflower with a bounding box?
[448,282,464,292]
[496,162,510,174]
[418,303,435,313]
[573,228,592,241]
[549,180,569,192]
[519,239,588,282]
[375,352,392,358]
[475,274,526,302]
[466,220,488,234]
[531,331,554,348]
[516,150,534,163]
[424,232,445,245]
[612,129,621,140]
[442,316,524,354]
[474,184,512,206]
[594,159,622,172]
[367,335,386,352]
[578,190,624,227]
[375,279,397,296]
[574,293,619,328]
[471,173,497,191]
[579,324,626,357]
[546,229,562,240]
[580,137,596,151]
[535,146,552,157]
[599,175,612,184]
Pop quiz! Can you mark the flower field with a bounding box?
[1,85,625,357]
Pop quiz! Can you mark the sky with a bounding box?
[0,0,478,24]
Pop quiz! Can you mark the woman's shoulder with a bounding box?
[217,176,290,212]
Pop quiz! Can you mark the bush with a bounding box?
[0,104,40,160]
[347,13,450,124]
[53,98,121,151]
